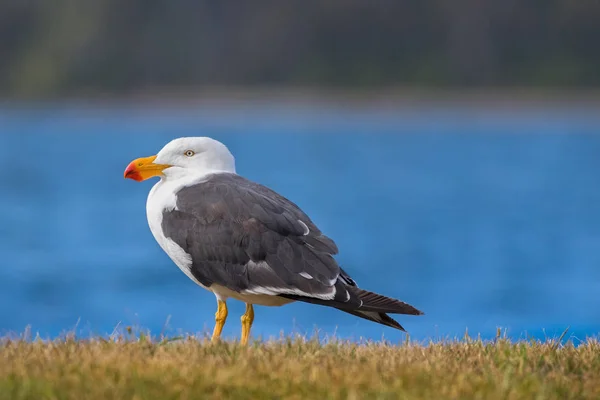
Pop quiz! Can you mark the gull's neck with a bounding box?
[149,168,235,206]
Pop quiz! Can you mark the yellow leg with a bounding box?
[240,303,254,346]
[211,300,228,342]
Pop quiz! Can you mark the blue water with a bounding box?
[1,102,599,343]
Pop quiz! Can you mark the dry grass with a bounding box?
[1,329,599,400]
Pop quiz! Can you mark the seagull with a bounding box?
[124,137,423,344]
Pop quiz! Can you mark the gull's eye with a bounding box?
[184,150,195,157]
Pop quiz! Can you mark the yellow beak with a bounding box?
[124,155,171,181]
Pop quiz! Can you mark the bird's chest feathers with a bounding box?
[146,181,177,240]
[146,180,207,289]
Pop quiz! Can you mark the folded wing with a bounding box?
[161,173,422,330]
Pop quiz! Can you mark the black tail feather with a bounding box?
[342,309,406,331]
[351,288,424,316]
[280,286,423,331]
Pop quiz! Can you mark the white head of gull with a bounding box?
[125,136,236,183]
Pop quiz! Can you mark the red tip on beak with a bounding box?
[124,161,143,181]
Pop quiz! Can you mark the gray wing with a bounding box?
[162,173,423,328]
[161,173,354,303]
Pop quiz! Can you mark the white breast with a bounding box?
[146,177,209,290]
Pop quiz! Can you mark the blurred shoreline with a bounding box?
[3,87,600,109]
[3,88,600,126]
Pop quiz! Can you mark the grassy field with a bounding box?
[1,330,599,400]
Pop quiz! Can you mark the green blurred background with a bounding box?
[2,1,599,98]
